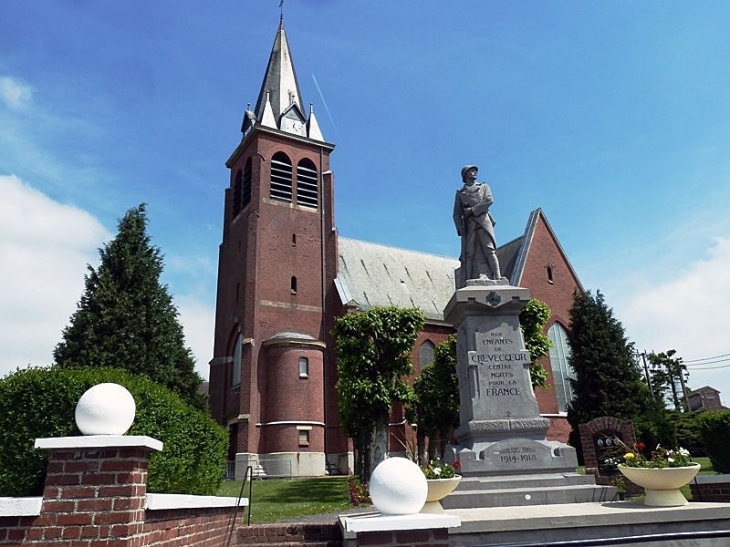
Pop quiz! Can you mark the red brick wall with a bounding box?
[261,342,325,453]
[690,480,730,502]
[518,212,582,443]
[546,415,572,442]
[211,126,336,459]
[142,508,236,546]
[356,529,449,547]
[0,442,240,547]
[237,523,342,546]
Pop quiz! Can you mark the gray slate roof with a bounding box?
[334,209,579,323]
[335,237,460,323]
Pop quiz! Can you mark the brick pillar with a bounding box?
[35,436,162,546]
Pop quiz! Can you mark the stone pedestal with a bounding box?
[443,281,577,475]
[442,280,614,507]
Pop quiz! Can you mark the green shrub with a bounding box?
[697,410,730,473]
[674,411,706,454]
[0,367,227,497]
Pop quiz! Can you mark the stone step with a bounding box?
[457,472,597,491]
[442,483,617,509]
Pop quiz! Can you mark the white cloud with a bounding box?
[176,295,215,382]
[0,175,215,383]
[614,237,730,400]
[0,76,33,110]
[0,175,109,377]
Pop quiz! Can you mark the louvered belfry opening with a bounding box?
[270,152,293,202]
[296,158,318,208]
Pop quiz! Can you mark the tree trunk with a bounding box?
[371,418,388,476]
[417,427,427,465]
[356,430,373,483]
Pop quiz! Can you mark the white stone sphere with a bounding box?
[369,457,427,515]
[75,383,136,435]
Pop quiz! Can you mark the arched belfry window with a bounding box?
[547,323,574,413]
[232,170,243,217]
[242,157,252,209]
[270,152,293,202]
[419,340,436,368]
[296,158,318,208]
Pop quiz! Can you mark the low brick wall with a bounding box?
[142,507,238,546]
[690,475,730,502]
[0,436,243,546]
[356,529,448,547]
[237,523,342,546]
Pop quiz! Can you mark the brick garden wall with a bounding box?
[691,476,730,503]
[0,439,241,547]
[355,529,449,547]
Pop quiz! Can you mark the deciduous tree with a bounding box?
[333,306,424,482]
[412,335,459,462]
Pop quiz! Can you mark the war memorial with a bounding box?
[339,166,730,546]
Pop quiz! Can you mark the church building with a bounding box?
[208,21,582,477]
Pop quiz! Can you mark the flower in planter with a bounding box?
[615,440,694,469]
[422,459,460,479]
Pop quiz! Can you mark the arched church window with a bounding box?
[296,158,318,208]
[232,169,243,217]
[232,333,243,386]
[242,157,252,209]
[270,152,293,202]
[419,340,436,368]
[547,323,574,413]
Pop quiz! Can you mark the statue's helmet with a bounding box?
[461,165,478,181]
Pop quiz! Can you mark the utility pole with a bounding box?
[640,351,653,398]
[677,358,690,412]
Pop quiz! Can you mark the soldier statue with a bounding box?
[453,165,502,287]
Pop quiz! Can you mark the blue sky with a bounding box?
[2,1,730,401]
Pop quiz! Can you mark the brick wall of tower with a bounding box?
[261,343,325,453]
[211,125,335,461]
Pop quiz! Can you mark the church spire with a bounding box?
[253,20,305,132]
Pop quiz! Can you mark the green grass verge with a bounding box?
[218,458,716,521]
[217,477,352,524]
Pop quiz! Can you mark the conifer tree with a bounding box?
[566,290,673,453]
[54,204,205,409]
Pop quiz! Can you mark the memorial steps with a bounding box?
[441,472,615,509]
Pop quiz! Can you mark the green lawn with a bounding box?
[217,477,352,524]
[218,458,716,522]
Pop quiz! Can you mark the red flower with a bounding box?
[454,461,461,469]
[636,442,646,451]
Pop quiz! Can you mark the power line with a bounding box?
[685,362,730,371]
[685,358,730,368]
[684,352,730,364]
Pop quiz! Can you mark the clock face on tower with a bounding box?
[283,117,306,136]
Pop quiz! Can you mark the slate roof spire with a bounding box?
[248,19,316,138]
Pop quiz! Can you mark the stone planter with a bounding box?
[422,476,462,513]
[618,464,700,507]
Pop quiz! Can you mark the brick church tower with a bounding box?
[209,19,338,477]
